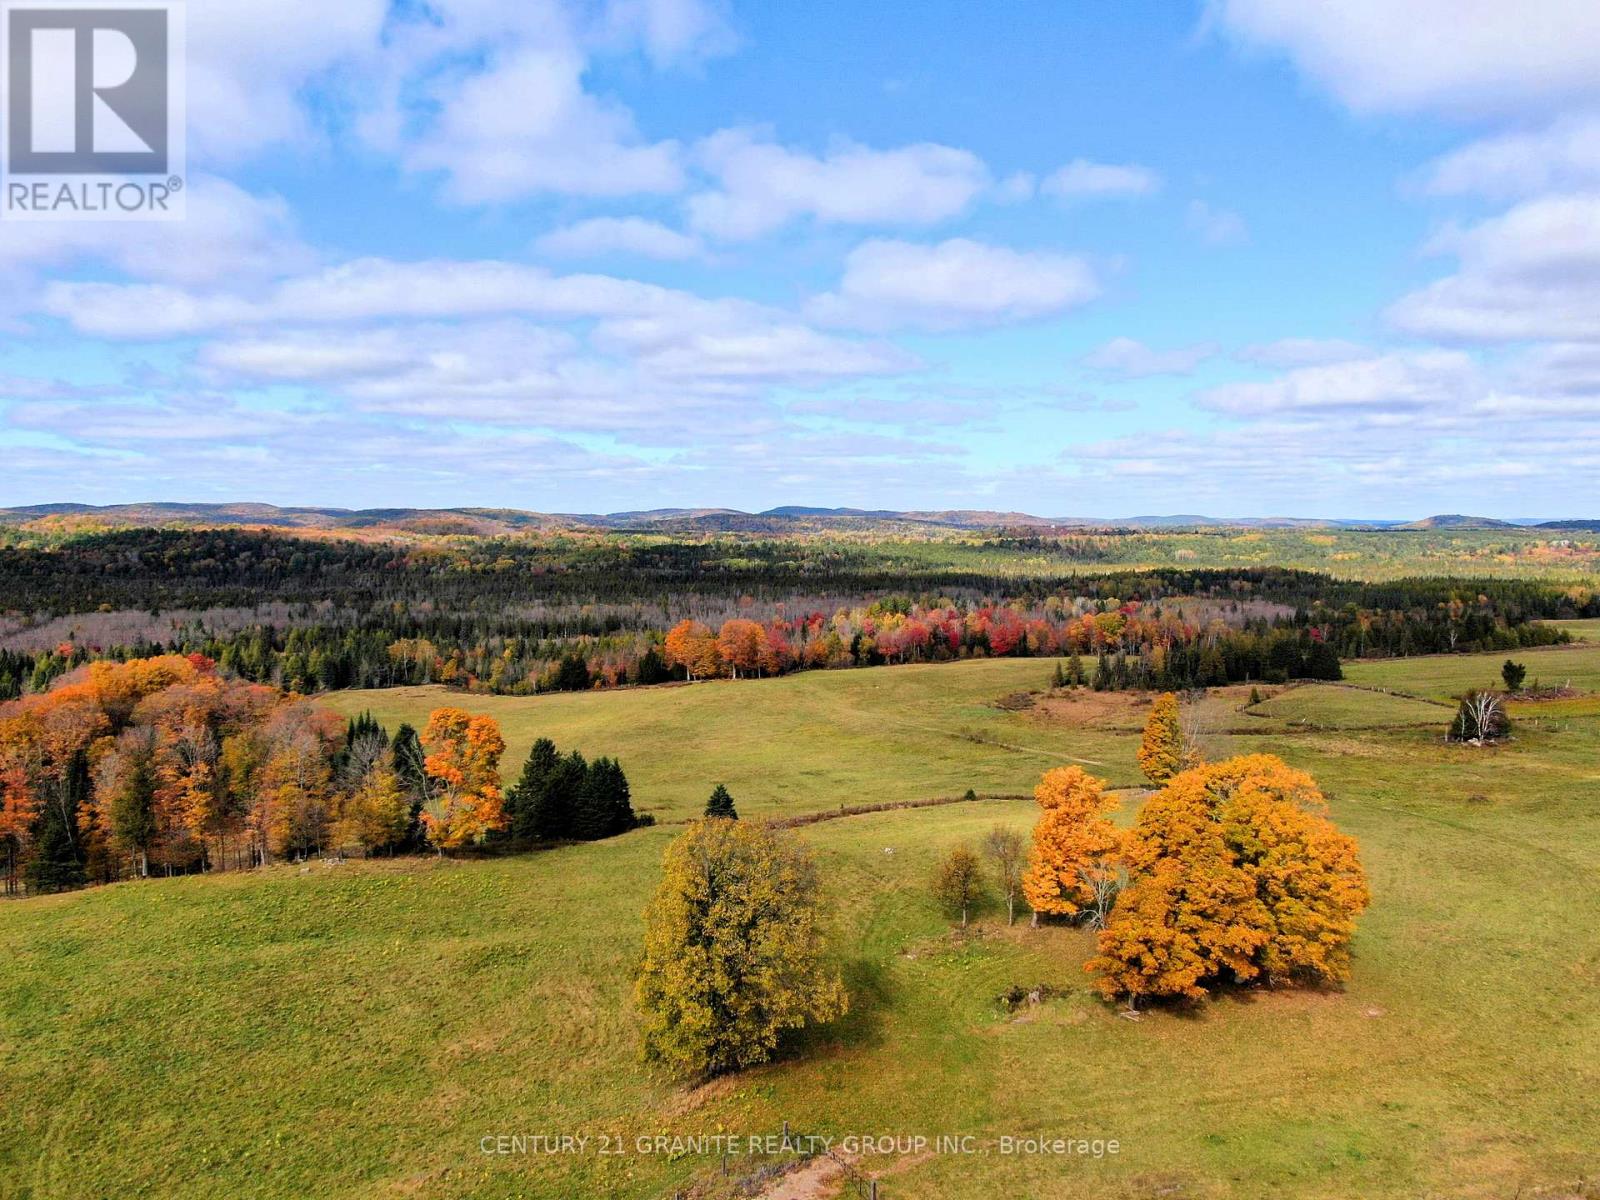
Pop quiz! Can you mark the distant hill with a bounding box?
[1397,514,1519,530]
[0,502,1579,537]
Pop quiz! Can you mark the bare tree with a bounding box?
[983,826,1026,926]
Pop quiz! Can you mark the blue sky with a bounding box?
[4,0,1600,518]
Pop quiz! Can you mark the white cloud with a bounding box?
[0,176,309,287]
[402,44,685,204]
[1082,338,1216,377]
[1422,114,1600,198]
[1199,351,1482,415]
[186,0,389,162]
[808,238,1099,332]
[1041,160,1161,200]
[1208,0,1600,117]
[535,217,703,260]
[1187,200,1249,246]
[687,131,991,239]
[1236,338,1368,367]
[1387,194,1600,342]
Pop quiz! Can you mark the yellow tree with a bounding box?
[420,708,506,850]
[1090,754,1369,1006]
[1021,766,1122,926]
[1137,692,1194,785]
[335,763,412,855]
[636,819,847,1078]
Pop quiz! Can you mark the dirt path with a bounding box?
[755,1153,851,1200]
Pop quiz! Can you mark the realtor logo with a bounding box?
[1,0,184,219]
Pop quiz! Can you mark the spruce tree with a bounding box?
[111,740,159,878]
[506,738,559,840]
[705,784,738,820]
[533,751,588,840]
[26,750,88,894]
[390,723,429,849]
[598,758,636,833]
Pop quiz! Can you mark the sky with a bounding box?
[5,0,1600,519]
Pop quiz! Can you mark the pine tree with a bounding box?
[1051,661,1066,689]
[705,783,738,820]
[1092,652,1112,691]
[26,750,88,894]
[1068,651,1085,686]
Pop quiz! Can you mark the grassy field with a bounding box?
[1342,639,1600,703]
[321,661,1150,822]
[5,657,1599,1199]
[1243,683,1453,729]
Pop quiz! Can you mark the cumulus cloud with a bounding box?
[807,238,1099,332]
[534,217,703,260]
[687,131,991,239]
[1421,115,1600,198]
[1198,351,1483,416]
[1208,0,1600,117]
[0,176,310,288]
[1081,338,1216,377]
[1040,160,1161,200]
[1387,195,1600,342]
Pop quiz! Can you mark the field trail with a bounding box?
[754,1153,849,1200]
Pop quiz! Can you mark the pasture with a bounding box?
[4,654,1598,1199]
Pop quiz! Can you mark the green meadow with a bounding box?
[4,653,1598,1199]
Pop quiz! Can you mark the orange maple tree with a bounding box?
[1090,754,1370,1005]
[1020,766,1123,925]
[420,707,507,850]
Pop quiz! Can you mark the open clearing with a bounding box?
[5,656,1599,1199]
[1243,683,1452,729]
[1342,639,1600,703]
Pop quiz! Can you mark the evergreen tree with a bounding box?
[705,783,738,820]
[1051,660,1067,689]
[1068,651,1085,686]
[110,739,159,878]
[633,647,671,685]
[533,750,588,840]
[26,750,88,894]
[389,723,429,849]
[1092,652,1112,691]
[572,757,634,840]
[505,738,559,840]
[553,654,591,692]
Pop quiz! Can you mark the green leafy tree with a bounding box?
[704,783,738,820]
[636,820,847,1078]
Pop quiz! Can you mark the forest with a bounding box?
[0,527,1587,700]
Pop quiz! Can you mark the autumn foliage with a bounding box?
[420,707,507,849]
[1137,692,1195,785]
[0,655,515,892]
[1021,767,1123,924]
[1089,755,1370,1005]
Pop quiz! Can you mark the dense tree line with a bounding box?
[0,529,1588,700]
[0,654,643,897]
